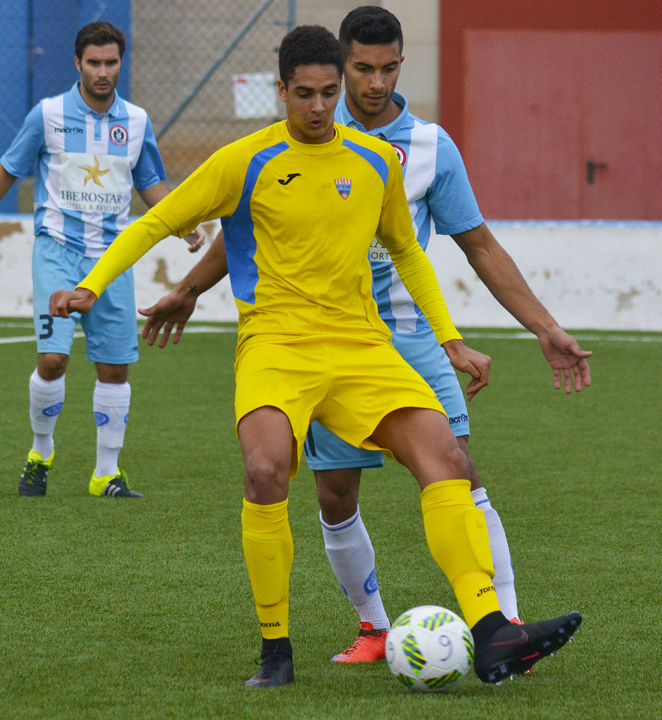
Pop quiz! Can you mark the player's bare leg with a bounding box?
[239,407,295,687]
[316,467,361,525]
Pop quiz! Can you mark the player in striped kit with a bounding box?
[0,21,203,498]
[303,6,592,663]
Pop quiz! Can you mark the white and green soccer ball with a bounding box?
[385,605,475,692]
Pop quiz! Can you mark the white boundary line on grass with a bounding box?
[1,326,660,345]
[462,331,662,343]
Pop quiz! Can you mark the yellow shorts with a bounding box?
[234,336,445,477]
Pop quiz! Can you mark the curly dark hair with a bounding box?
[278,25,343,85]
[338,6,403,58]
[75,21,126,60]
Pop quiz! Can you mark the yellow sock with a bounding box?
[241,498,294,639]
[421,479,501,627]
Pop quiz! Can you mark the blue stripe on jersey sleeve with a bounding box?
[223,141,289,304]
[341,139,388,185]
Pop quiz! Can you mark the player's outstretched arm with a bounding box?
[49,287,98,317]
[138,182,205,253]
[139,288,198,348]
[140,229,229,348]
[442,338,491,401]
[452,223,591,393]
[537,325,592,394]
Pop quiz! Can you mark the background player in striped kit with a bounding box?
[301,5,592,662]
[0,21,203,498]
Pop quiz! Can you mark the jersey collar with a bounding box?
[279,120,344,154]
[336,91,412,141]
[70,82,121,118]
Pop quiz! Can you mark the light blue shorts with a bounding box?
[304,327,470,470]
[32,234,138,364]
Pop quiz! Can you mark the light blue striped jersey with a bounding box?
[0,82,166,258]
[335,92,483,334]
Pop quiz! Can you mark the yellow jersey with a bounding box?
[81,120,460,353]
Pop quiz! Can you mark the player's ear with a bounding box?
[277,79,288,103]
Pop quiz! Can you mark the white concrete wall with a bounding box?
[426,221,662,331]
[1,215,660,330]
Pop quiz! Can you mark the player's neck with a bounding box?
[348,97,401,132]
[78,82,114,115]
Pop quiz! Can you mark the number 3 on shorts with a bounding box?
[38,313,54,339]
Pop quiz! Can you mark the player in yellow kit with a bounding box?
[50,25,581,688]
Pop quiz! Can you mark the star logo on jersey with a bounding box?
[335,177,351,199]
[79,156,110,187]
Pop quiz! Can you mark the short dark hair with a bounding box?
[338,6,403,58]
[278,25,343,85]
[75,21,126,60]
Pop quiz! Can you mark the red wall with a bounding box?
[439,0,662,152]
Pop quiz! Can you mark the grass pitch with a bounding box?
[0,320,660,720]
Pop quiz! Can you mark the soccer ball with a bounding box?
[385,605,474,692]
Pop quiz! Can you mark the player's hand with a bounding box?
[139,289,197,348]
[537,326,592,394]
[184,226,205,253]
[49,288,97,317]
[442,338,491,401]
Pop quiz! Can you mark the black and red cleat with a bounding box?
[473,611,582,683]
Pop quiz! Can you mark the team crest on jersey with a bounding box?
[109,125,128,146]
[335,177,351,199]
[391,143,406,167]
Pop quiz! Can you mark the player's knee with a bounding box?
[96,363,128,384]
[317,486,358,524]
[445,441,470,479]
[315,468,360,523]
[37,353,68,380]
[244,454,290,501]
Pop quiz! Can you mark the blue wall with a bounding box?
[0,0,132,212]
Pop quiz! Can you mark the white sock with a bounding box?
[321,507,390,630]
[94,381,131,477]
[29,370,65,458]
[472,486,519,620]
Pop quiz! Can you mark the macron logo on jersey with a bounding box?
[54,126,83,135]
